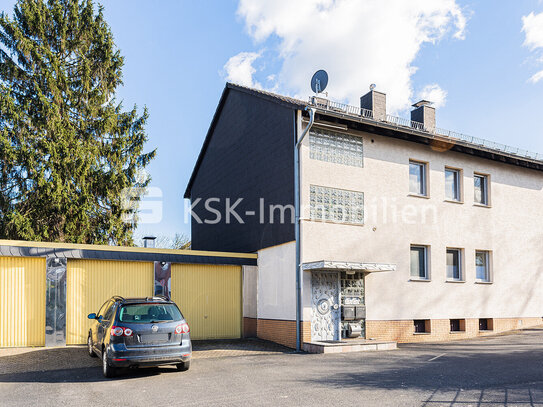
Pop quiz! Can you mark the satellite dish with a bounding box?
[370,83,376,91]
[311,70,329,94]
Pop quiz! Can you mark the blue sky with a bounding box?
[2,0,543,242]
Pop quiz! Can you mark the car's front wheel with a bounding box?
[87,334,97,358]
[102,349,117,378]
[176,360,190,371]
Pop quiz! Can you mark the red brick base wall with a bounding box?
[243,317,257,338]
[366,317,542,343]
[253,317,542,347]
[256,319,311,349]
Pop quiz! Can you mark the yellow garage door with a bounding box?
[0,256,46,347]
[66,259,153,345]
[171,264,241,340]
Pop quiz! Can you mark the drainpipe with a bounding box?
[295,107,315,352]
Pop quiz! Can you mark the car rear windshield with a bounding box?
[118,303,183,323]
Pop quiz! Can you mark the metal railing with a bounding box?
[311,97,373,119]
[309,97,543,162]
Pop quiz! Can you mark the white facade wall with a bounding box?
[257,242,297,320]
[300,124,543,321]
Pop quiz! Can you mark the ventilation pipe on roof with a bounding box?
[143,236,156,248]
[294,107,315,352]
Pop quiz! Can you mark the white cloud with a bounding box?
[529,69,543,83]
[223,51,262,89]
[229,0,466,113]
[522,11,543,83]
[522,12,543,50]
[417,84,447,108]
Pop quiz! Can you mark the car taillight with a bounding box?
[110,326,133,337]
[175,323,190,334]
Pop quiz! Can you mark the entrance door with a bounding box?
[311,271,340,341]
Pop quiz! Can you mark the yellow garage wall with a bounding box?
[67,259,153,345]
[171,264,242,340]
[0,256,46,347]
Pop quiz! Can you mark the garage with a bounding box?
[0,240,256,347]
[171,264,242,340]
[66,259,154,345]
[0,256,46,347]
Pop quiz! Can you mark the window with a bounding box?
[476,251,491,282]
[414,320,430,333]
[103,302,117,321]
[410,245,429,280]
[119,304,183,323]
[309,129,364,167]
[310,185,364,224]
[409,161,427,196]
[479,318,493,331]
[97,300,111,319]
[446,248,462,281]
[445,168,461,201]
[450,319,465,332]
[474,174,489,205]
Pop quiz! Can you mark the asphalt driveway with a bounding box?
[1,328,543,406]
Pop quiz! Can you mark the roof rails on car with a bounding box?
[145,295,170,301]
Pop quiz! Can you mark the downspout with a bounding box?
[295,107,315,352]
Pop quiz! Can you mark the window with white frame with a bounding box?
[410,245,429,280]
[309,185,364,224]
[309,129,364,167]
[409,161,427,196]
[446,248,463,281]
[474,174,489,205]
[445,168,461,201]
[476,251,491,282]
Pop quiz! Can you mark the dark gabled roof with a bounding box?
[227,83,307,109]
[183,83,307,199]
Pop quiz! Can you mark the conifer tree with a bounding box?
[0,0,155,244]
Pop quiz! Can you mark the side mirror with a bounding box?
[87,313,97,320]
[98,316,103,323]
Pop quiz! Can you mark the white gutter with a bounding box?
[294,107,315,352]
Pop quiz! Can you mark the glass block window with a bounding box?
[309,129,363,167]
[309,185,364,224]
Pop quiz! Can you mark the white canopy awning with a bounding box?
[302,260,396,273]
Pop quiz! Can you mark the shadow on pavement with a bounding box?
[300,343,543,406]
[0,338,292,383]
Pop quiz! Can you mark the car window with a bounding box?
[103,302,117,321]
[97,300,111,318]
[119,303,183,323]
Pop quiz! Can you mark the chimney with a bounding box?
[410,100,435,132]
[360,85,386,121]
[143,236,156,248]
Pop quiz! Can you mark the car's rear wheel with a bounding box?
[102,349,117,378]
[87,334,97,357]
[176,360,190,371]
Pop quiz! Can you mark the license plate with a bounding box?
[139,333,169,344]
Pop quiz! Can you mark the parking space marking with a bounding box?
[427,353,446,362]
